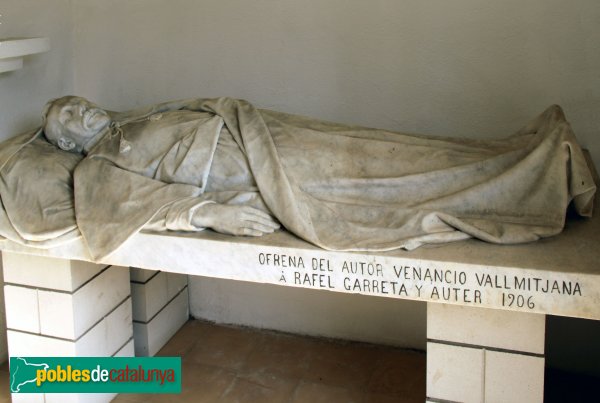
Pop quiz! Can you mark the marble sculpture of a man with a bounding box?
[35,96,595,260]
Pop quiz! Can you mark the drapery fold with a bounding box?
[78,99,596,259]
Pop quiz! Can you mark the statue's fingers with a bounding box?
[243,212,280,229]
[241,227,264,236]
[241,207,279,222]
[246,221,278,234]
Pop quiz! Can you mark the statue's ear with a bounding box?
[57,137,76,151]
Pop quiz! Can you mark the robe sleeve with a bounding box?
[75,154,271,260]
[144,197,215,232]
[74,157,205,260]
[144,190,272,231]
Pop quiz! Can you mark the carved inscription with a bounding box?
[257,251,584,312]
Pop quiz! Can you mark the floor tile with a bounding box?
[177,362,236,402]
[362,392,422,403]
[291,380,361,403]
[187,323,263,370]
[242,332,314,379]
[155,319,202,358]
[367,348,425,398]
[0,369,8,403]
[302,341,379,390]
[220,370,297,403]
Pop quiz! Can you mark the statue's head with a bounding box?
[43,96,112,154]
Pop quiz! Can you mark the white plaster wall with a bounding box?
[69,0,600,354]
[189,277,426,349]
[71,0,600,168]
[0,0,74,363]
[0,0,74,141]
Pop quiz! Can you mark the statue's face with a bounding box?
[44,96,111,153]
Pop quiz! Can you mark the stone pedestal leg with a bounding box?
[2,252,133,403]
[426,303,545,403]
[130,267,189,356]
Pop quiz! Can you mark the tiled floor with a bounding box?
[114,320,426,403]
[0,320,597,402]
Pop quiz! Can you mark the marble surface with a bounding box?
[1,206,599,320]
[0,37,49,73]
[0,37,50,59]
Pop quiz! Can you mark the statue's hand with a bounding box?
[192,203,281,236]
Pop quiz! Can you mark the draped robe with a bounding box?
[70,98,595,260]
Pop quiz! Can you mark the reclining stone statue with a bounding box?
[35,96,596,260]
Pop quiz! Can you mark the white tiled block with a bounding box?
[114,339,135,357]
[3,253,107,292]
[427,342,483,403]
[104,300,134,356]
[76,298,133,357]
[130,267,159,283]
[166,272,188,299]
[74,266,129,337]
[485,351,545,403]
[7,330,76,356]
[133,326,148,356]
[38,266,130,339]
[11,393,45,402]
[131,272,168,322]
[427,303,545,354]
[134,288,189,356]
[37,291,75,338]
[7,298,133,358]
[131,271,188,323]
[4,285,40,333]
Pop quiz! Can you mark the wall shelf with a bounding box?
[0,37,50,73]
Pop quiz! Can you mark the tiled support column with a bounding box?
[130,267,189,356]
[426,303,545,403]
[2,252,133,403]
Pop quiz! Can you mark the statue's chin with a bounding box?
[84,110,110,132]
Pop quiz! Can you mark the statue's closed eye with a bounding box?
[60,109,74,124]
